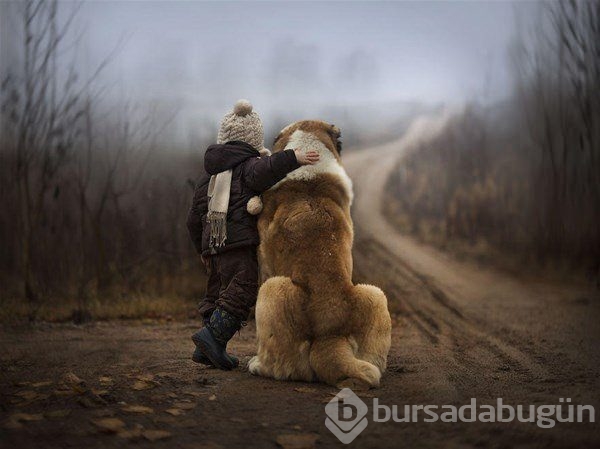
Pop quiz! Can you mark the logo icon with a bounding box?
[325,388,368,444]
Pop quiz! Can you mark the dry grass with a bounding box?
[382,106,599,285]
[383,193,591,285]
[0,263,209,324]
[0,294,202,324]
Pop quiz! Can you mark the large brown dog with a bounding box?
[248,120,392,389]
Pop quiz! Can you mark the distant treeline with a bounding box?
[0,1,418,320]
[385,1,600,276]
[0,1,206,319]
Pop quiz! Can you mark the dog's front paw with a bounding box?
[336,377,374,391]
[248,355,262,375]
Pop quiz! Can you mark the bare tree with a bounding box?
[2,1,85,312]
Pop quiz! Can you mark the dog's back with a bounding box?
[249,121,392,388]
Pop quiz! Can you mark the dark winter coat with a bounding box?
[187,141,300,256]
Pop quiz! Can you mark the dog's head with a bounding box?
[272,120,342,161]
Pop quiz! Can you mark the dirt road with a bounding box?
[1,117,599,448]
[346,115,600,445]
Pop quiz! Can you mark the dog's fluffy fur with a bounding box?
[248,120,392,389]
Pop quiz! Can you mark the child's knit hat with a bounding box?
[217,99,264,152]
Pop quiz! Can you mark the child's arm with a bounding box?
[186,181,209,255]
[242,149,319,192]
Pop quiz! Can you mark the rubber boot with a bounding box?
[192,317,239,368]
[191,308,241,370]
[192,317,212,365]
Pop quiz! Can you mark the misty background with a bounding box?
[2,0,538,147]
[1,0,598,322]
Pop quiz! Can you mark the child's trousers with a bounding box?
[198,246,259,322]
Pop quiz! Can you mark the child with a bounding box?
[187,99,319,370]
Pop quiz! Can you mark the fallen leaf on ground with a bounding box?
[174,418,197,428]
[329,390,352,398]
[53,388,76,397]
[181,442,223,449]
[62,373,87,394]
[293,387,316,394]
[91,417,126,433]
[71,384,88,394]
[208,394,217,401]
[122,405,154,414]
[184,391,206,398]
[117,428,143,440]
[10,413,44,422]
[136,373,155,382]
[276,434,319,449]
[77,391,107,408]
[165,408,184,416]
[356,392,375,398]
[99,376,113,385]
[92,389,110,396]
[132,380,156,390]
[167,392,178,398]
[195,377,216,386]
[45,410,72,419]
[153,416,176,425]
[92,408,116,418]
[63,372,84,385]
[3,419,24,430]
[142,430,172,441]
[16,393,50,406]
[15,390,39,401]
[117,424,144,441]
[173,402,195,410]
[31,381,53,388]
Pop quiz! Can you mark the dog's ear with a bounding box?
[329,124,342,155]
[272,131,286,152]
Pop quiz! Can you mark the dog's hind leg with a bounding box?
[308,285,391,390]
[248,276,314,382]
[350,284,392,374]
[309,336,382,390]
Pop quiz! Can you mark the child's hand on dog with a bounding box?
[294,149,320,165]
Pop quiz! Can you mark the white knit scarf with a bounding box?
[207,169,232,248]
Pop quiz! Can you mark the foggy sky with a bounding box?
[2,1,540,145]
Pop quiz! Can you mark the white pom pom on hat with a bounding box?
[246,195,263,215]
[234,99,253,116]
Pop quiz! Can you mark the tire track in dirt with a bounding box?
[345,114,599,400]
[354,234,547,384]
